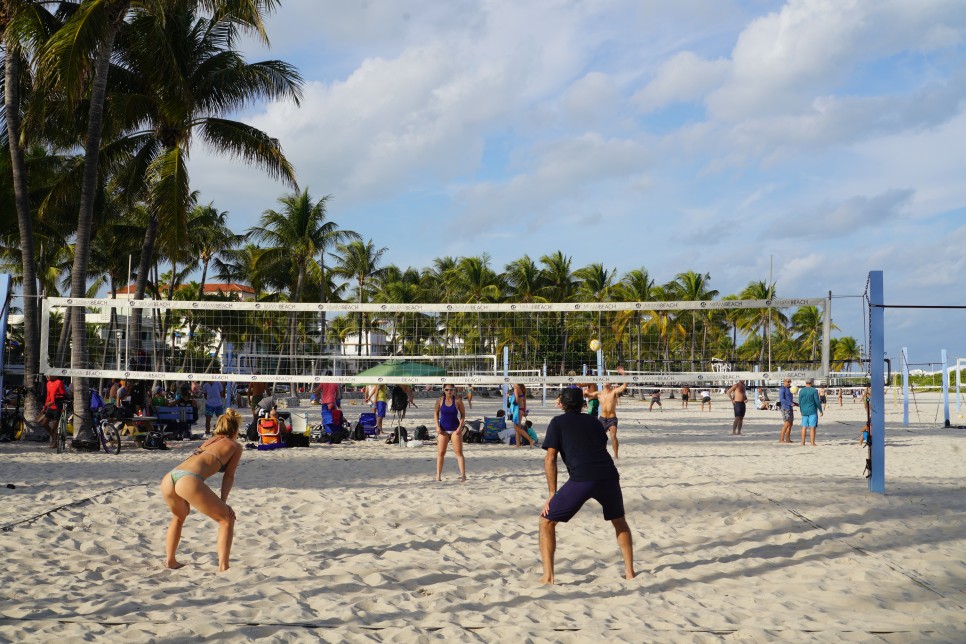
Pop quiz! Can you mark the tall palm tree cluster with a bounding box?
[1,0,301,439]
[339,261,863,376]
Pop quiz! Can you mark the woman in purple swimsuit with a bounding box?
[434,385,467,481]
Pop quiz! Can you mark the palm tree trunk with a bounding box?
[318,252,328,350]
[131,212,159,373]
[205,336,224,374]
[98,285,118,391]
[288,265,305,391]
[356,276,365,356]
[56,308,72,366]
[5,46,43,426]
[69,9,126,443]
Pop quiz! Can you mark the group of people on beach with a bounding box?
[157,371,873,580]
[159,377,637,583]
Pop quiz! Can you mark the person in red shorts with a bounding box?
[539,387,635,584]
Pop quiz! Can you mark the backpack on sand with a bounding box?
[143,429,168,450]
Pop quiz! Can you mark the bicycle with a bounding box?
[92,407,122,455]
[55,398,122,455]
[55,398,71,453]
[0,386,27,442]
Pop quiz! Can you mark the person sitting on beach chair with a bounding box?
[756,389,771,410]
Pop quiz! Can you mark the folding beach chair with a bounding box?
[358,412,379,438]
[482,416,506,444]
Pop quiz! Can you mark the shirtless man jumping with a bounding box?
[726,380,748,436]
[587,378,628,459]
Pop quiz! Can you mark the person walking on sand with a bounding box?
[587,379,628,459]
[798,378,823,446]
[201,380,224,436]
[509,383,536,447]
[365,384,388,433]
[159,408,243,571]
[778,378,796,443]
[726,380,748,435]
[681,385,690,408]
[539,387,635,585]
[464,385,474,409]
[434,385,467,481]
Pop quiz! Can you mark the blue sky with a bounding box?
[189,0,966,367]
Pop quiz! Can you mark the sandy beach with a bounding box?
[1,391,965,642]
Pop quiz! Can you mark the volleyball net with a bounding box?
[40,296,832,387]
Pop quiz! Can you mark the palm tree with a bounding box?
[249,190,355,381]
[833,336,863,373]
[423,256,459,353]
[615,268,654,370]
[215,243,268,296]
[642,283,686,367]
[504,255,547,364]
[40,1,293,439]
[331,240,388,356]
[189,202,239,296]
[791,305,838,364]
[374,267,426,355]
[2,0,64,428]
[575,262,617,355]
[539,251,578,373]
[737,280,787,369]
[668,271,718,367]
[454,254,503,355]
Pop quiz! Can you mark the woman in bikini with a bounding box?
[511,383,536,447]
[159,408,243,571]
[434,385,467,481]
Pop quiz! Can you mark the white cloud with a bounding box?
[706,0,966,122]
[562,72,622,127]
[767,189,914,239]
[633,51,728,112]
[452,134,654,233]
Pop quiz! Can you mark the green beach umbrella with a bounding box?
[353,360,446,383]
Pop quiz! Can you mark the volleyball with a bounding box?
[790,386,799,394]
[589,339,601,352]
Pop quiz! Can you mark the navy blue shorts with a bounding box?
[543,478,624,523]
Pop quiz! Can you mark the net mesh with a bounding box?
[41,297,831,386]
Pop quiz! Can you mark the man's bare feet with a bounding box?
[539,575,554,585]
[434,476,442,482]
[625,570,636,580]
[218,564,229,572]
[164,560,186,570]
[459,476,467,482]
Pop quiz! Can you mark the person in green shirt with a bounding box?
[797,378,824,446]
[584,383,600,418]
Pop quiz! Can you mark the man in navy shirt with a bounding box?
[539,387,635,584]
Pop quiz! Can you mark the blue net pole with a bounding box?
[942,349,950,427]
[869,271,886,494]
[901,347,909,426]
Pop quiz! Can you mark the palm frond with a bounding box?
[198,117,297,187]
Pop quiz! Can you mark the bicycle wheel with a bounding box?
[13,416,24,441]
[103,422,121,455]
[56,417,66,454]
